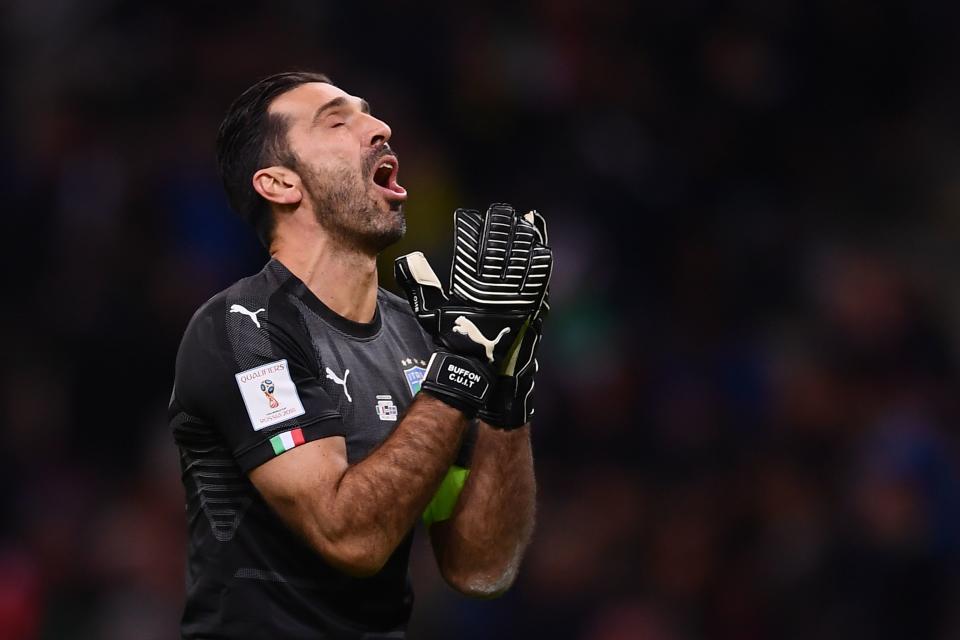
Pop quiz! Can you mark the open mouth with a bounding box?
[371,155,407,201]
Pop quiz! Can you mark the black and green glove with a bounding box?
[478,210,550,429]
[394,203,552,417]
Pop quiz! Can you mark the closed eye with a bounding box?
[331,122,345,128]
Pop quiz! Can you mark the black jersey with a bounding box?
[169,258,438,639]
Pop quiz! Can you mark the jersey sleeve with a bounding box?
[173,295,345,473]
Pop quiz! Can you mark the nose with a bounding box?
[367,114,392,148]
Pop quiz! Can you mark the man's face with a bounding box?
[268,82,408,253]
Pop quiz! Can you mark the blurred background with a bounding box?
[4,0,960,638]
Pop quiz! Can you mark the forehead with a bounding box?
[268,82,354,121]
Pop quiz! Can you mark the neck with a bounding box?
[271,225,380,324]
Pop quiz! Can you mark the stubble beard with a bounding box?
[297,156,406,255]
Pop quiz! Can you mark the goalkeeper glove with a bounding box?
[394,203,552,417]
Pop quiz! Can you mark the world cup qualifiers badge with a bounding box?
[261,380,279,408]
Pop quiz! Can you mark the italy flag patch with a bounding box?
[269,427,305,456]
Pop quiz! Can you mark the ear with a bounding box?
[252,166,303,207]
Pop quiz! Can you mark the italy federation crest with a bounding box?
[401,358,427,397]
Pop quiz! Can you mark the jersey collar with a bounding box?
[270,259,383,339]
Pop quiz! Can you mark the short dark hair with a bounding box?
[216,71,331,248]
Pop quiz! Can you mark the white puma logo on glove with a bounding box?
[325,367,352,403]
[229,304,266,328]
[452,316,510,363]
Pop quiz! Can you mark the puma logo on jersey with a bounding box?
[229,304,266,328]
[452,316,510,363]
[325,367,352,403]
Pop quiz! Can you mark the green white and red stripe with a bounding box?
[269,428,305,455]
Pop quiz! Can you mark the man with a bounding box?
[169,71,551,639]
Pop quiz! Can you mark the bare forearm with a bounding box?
[431,422,536,596]
[313,394,467,572]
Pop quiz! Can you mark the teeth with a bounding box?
[381,162,394,170]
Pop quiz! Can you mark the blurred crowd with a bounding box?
[5,0,960,638]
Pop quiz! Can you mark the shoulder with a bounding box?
[178,261,302,364]
[187,260,297,330]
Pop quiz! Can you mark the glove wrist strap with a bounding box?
[420,351,492,418]
[478,375,533,429]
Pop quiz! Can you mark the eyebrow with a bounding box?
[312,96,371,123]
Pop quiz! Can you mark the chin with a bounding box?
[362,217,405,254]
[382,218,406,246]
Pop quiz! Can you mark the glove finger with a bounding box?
[523,210,549,246]
[394,252,447,330]
[528,212,550,318]
[511,211,542,295]
[523,210,550,317]
[519,243,552,311]
[483,203,518,279]
[452,208,483,287]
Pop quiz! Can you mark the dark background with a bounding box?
[5,1,960,638]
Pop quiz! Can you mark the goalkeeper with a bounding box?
[169,71,552,639]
